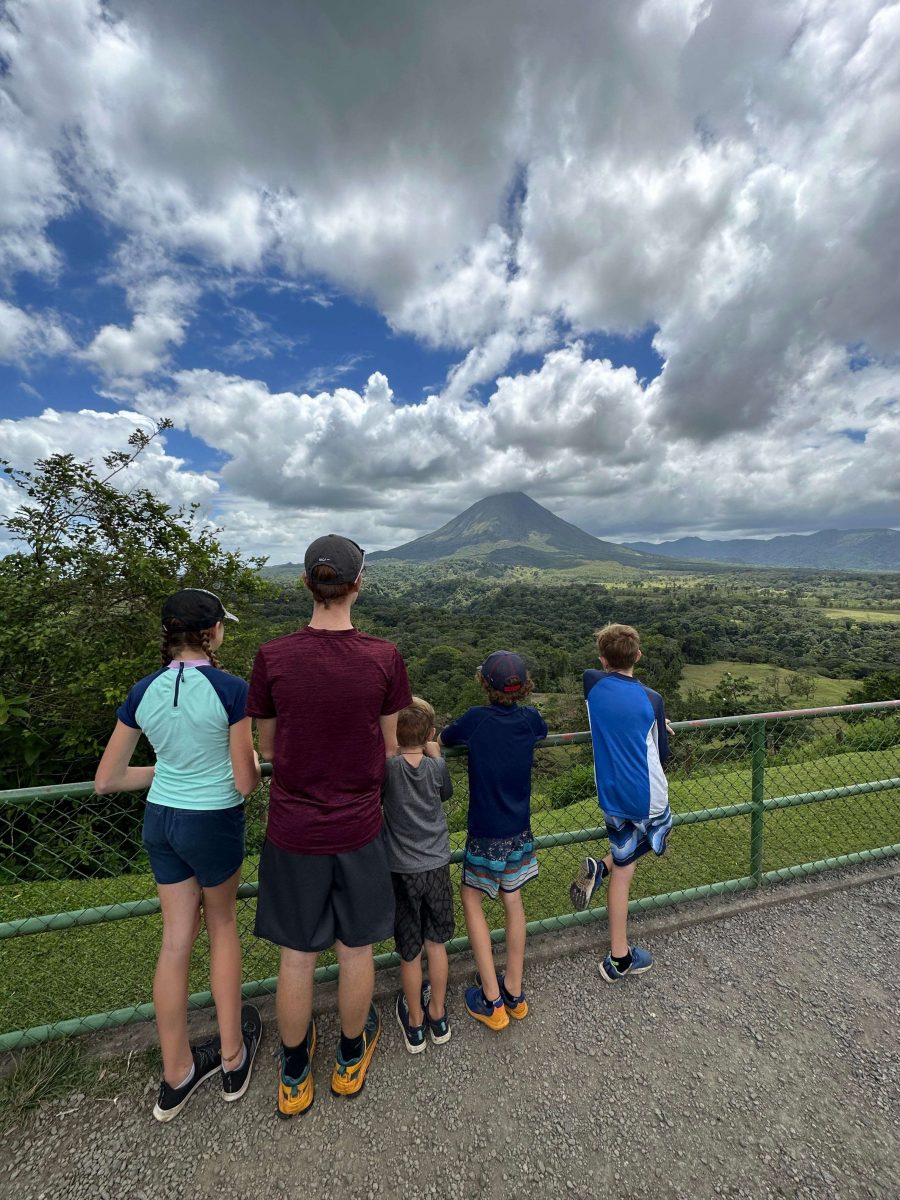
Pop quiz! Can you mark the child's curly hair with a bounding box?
[476,670,535,707]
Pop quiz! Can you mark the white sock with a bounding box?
[175,1062,196,1090]
[223,1043,247,1074]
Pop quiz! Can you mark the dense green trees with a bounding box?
[0,425,267,789]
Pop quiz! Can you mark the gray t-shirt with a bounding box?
[381,755,453,873]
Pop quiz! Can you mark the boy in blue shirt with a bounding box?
[440,651,547,1030]
[570,623,672,981]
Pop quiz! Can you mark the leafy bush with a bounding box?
[545,763,597,810]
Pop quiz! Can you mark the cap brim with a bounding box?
[223,609,239,623]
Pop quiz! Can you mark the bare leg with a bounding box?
[608,860,637,959]
[499,889,526,996]
[155,878,202,1085]
[400,954,424,1025]
[424,940,449,1019]
[276,947,318,1047]
[200,868,243,1069]
[461,884,499,1000]
[335,941,374,1038]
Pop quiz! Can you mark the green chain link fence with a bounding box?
[1,700,898,1052]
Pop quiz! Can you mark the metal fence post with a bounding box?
[750,720,766,884]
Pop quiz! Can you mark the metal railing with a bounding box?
[1,700,898,1051]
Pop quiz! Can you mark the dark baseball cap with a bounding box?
[161,588,238,633]
[480,650,529,692]
[304,534,366,584]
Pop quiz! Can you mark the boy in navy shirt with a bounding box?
[570,623,672,981]
[440,651,547,1030]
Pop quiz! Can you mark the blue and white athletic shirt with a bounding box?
[583,670,670,822]
[117,661,248,810]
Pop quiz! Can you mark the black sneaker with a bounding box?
[421,981,451,1045]
[152,1037,221,1123]
[222,1004,263,1102]
[395,990,426,1055]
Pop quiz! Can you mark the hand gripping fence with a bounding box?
[1,700,898,1051]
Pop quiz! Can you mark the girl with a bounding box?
[95,588,262,1121]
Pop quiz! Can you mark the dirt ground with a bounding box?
[2,867,898,1200]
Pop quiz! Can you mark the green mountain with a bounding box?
[625,528,900,571]
[367,492,655,568]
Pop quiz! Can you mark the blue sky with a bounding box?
[1,1,898,559]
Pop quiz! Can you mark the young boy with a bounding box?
[440,651,548,1030]
[382,697,455,1053]
[570,623,672,981]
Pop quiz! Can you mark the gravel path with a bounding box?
[2,873,898,1200]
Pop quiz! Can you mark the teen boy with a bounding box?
[570,623,672,981]
[248,535,412,1115]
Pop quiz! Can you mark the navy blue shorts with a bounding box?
[142,802,245,888]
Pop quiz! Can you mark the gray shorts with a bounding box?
[254,835,395,952]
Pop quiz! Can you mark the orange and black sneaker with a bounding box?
[276,1019,317,1119]
[330,1005,381,1098]
[465,984,510,1030]
[474,971,528,1020]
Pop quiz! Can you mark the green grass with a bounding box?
[2,744,898,1040]
[679,660,855,706]
[0,1039,159,1134]
[822,608,900,624]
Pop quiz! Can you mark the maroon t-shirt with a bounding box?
[247,626,412,855]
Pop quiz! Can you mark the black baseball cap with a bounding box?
[304,534,366,584]
[480,650,528,692]
[161,588,238,633]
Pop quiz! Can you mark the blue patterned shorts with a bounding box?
[605,806,673,867]
[462,828,539,899]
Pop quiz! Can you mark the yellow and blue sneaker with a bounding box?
[465,984,510,1030]
[277,1019,317,1119]
[475,971,528,1020]
[331,1005,381,1097]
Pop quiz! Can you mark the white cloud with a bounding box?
[2,0,899,547]
[0,407,217,519]
[0,300,72,364]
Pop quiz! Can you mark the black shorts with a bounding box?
[254,836,395,953]
[391,865,456,961]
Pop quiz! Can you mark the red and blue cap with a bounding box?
[479,650,528,692]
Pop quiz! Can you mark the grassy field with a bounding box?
[822,608,900,624]
[2,745,899,1038]
[679,660,855,706]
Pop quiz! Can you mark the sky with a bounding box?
[1,0,898,561]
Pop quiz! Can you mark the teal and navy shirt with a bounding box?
[117,661,248,810]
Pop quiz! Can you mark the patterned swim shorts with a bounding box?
[462,828,539,900]
[605,806,673,867]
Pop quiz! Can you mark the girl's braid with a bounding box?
[160,630,175,667]
[200,628,223,670]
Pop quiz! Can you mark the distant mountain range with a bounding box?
[262,492,900,577]
[367,492,660,569]
[624,528,900,571]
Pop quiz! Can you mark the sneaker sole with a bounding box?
[570,858,598,912]
[152,1061,221,1123]
[505,1001,528,1020]
[395,1004,427,1055]
[465,1004,509,1031]
[429,1025,452,1045]
[330,1025,381,1097]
